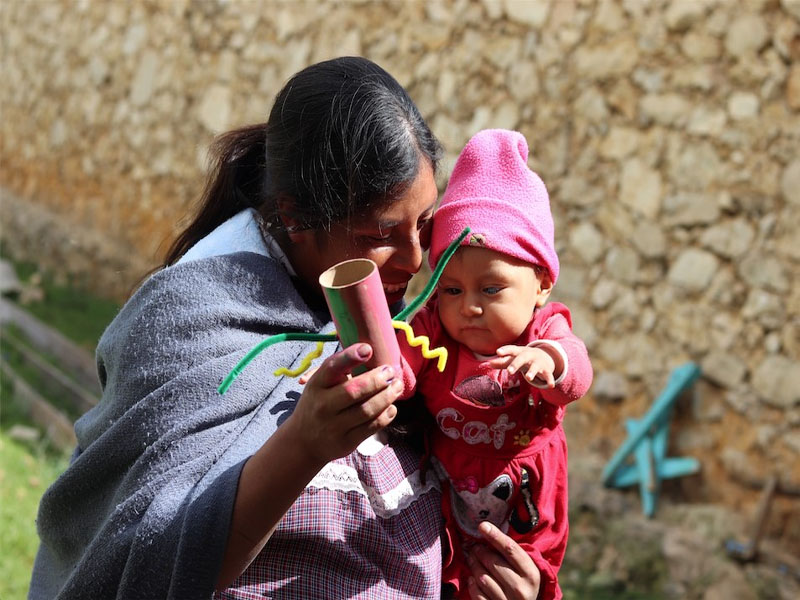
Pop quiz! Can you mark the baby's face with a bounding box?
[437,246,551,355]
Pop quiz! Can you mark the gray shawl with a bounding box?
[29,252,336,600]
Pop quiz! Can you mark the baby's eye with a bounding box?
[483,287,502,295]
[442,287,461,296]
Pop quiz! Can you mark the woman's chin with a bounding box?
[384,289,406,307]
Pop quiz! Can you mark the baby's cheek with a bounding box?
[438,306,458,335]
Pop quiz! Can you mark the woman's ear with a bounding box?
[276,197,307,243]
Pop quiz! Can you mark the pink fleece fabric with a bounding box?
[430,129,559,284]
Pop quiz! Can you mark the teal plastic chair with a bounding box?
[601,362,702,517]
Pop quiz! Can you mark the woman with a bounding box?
[29,57,540,600]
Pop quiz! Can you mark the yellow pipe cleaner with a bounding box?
[274,341,324,377]
[272,322,448,378]
[392,321,448,372]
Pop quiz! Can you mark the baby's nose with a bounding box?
[461,299,482,317]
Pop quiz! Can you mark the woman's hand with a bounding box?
[465,522,541,600]
[286,343,402,465]
[217,342,403,589]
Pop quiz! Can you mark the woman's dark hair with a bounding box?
[163,56,442,266]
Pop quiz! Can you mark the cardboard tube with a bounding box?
[319,258,401,376]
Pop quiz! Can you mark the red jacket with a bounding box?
[399,301,593,599]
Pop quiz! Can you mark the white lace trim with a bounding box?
[306,461,440,519]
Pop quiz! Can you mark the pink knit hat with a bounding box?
[429,129,559,283]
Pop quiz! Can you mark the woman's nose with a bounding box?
[394,232,424,273]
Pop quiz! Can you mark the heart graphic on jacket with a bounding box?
[453,375,504,407]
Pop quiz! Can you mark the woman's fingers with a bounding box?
[318,376,400,452]
[477,522,536,578]
[352,402,399,438]
[466,552,505,600]
[298,367,318,385]
[467,576,490,600]
[292,353,401,462]
[341,378,402,432]
[311,343,373,387]
[308,345,402,434]
[468,522,541,600]
[340,365,396,405]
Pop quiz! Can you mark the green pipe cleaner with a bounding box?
[218,226,470,394]
[395,226,470,321]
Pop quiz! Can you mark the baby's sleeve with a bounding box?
[534,303,593,406]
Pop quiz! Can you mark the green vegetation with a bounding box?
[1,334,74,600]
[2,253,120,350]
[1,324,85,422]
[1,252,115,599]
[0,411,71,600]
[560,509,669,599]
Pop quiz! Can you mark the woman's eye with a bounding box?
[360,233,391,244]
[483,287,502,295]
[419,220,433,248]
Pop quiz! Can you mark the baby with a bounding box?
[399,129,593,599]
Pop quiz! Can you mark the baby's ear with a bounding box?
[536,270,554,307]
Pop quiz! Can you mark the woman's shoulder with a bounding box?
[128,253,299,321]
[98,252,320,362]
[155,251,286,301]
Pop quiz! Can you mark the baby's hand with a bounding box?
[489,345,556,388]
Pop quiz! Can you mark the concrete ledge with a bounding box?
[0,297,99,394]
[1,358,77,453]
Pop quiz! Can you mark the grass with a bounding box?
[1,344,73,600]
[1,324,86,422]
[2,250,120,351]
[0,251,115,599]
[560,508,668,599]
[0,396,71,600]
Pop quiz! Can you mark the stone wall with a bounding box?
[2,0,799,545]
